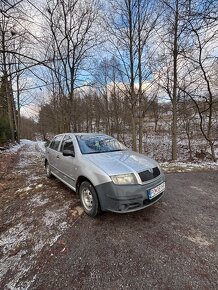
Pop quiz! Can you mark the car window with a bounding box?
[76,135,127,154]
[49,135,63,151]
[60,135,75,154]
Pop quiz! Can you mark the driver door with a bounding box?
[56,135,77,190]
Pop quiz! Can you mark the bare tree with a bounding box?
[0,2,16,142]
[156,0,190,160]
[105,0,159,151]
[0,0,41,143]
[93,56,124,136]
[44,0,102,132]
[179,0,218,161]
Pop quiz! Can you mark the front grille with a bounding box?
[138,167,160,182]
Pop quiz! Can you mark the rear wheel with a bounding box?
[45,162,52,178]
[79,181,101,217]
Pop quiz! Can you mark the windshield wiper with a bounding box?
[82,149,127,154]
[103,149,125,153]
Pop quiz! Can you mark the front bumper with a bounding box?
[95,174,165,213]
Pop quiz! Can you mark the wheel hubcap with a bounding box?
[81,188,93,210]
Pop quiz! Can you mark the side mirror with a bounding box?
[63,149,75,157]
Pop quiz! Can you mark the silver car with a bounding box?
[45,133,165,217]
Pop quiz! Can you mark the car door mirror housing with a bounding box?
[63,149,75,157]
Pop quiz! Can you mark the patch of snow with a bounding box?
[0,202,72,289]
[0,223,28,256]
[42,206,70,229]
[4,139,36,154]
[190,186,206,195]
[35,140,46,155]
[27,175,41,182]
[29,194,49,207]
[5,143,22,154]
[185,232,214,247]
[160,161,218,172]
[20,139,35,145]
[0,140,76,290]
[13,141,44,172]
[16,186,32,193]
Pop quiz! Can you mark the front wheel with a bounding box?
[79,181,101,217]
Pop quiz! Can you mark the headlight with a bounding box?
[110,173,138,185]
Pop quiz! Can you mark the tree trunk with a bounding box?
[132,115,137,151]
[9,78,18,141]
[138,115,143,153]
[128,0,137,151]
[138,0,143,153]
[5,77,15,142]
[16,77,21,143]
[172,0,179,161]
[186,122,192,160]
[2,31,15,142]
[209,141,217,162]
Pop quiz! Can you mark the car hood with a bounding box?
[83,150,158,176]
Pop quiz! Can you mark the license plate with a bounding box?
[148,182,165,200]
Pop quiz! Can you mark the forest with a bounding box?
[0,0,218,161]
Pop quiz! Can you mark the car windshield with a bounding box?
[76,135,127,154]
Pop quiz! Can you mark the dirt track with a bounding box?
[0,141,217,289]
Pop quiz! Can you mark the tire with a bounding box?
[79,181,101,217]
[45,161,53,178]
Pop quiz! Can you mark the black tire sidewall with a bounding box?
[79,181,100,217]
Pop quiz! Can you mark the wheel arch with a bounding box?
[76,176,94,194]
[77,176,102,216]
[76,176,102,208]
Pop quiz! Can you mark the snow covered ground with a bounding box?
[0,140,82,289]
[141,133,218,172]
[1,139,46,155]
[143,133,218,162]
[160,161,218,173]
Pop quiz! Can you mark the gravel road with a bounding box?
[0,141,217,290]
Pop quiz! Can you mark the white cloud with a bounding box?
[20,104,39,120]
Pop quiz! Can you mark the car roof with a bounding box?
[55,133,107,137]
[74,133,106,136]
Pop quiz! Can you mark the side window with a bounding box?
[60,135,75,154]
[49,135,63,151]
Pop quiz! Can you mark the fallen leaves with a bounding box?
[0,153,18,178]
[70,206,84,217]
